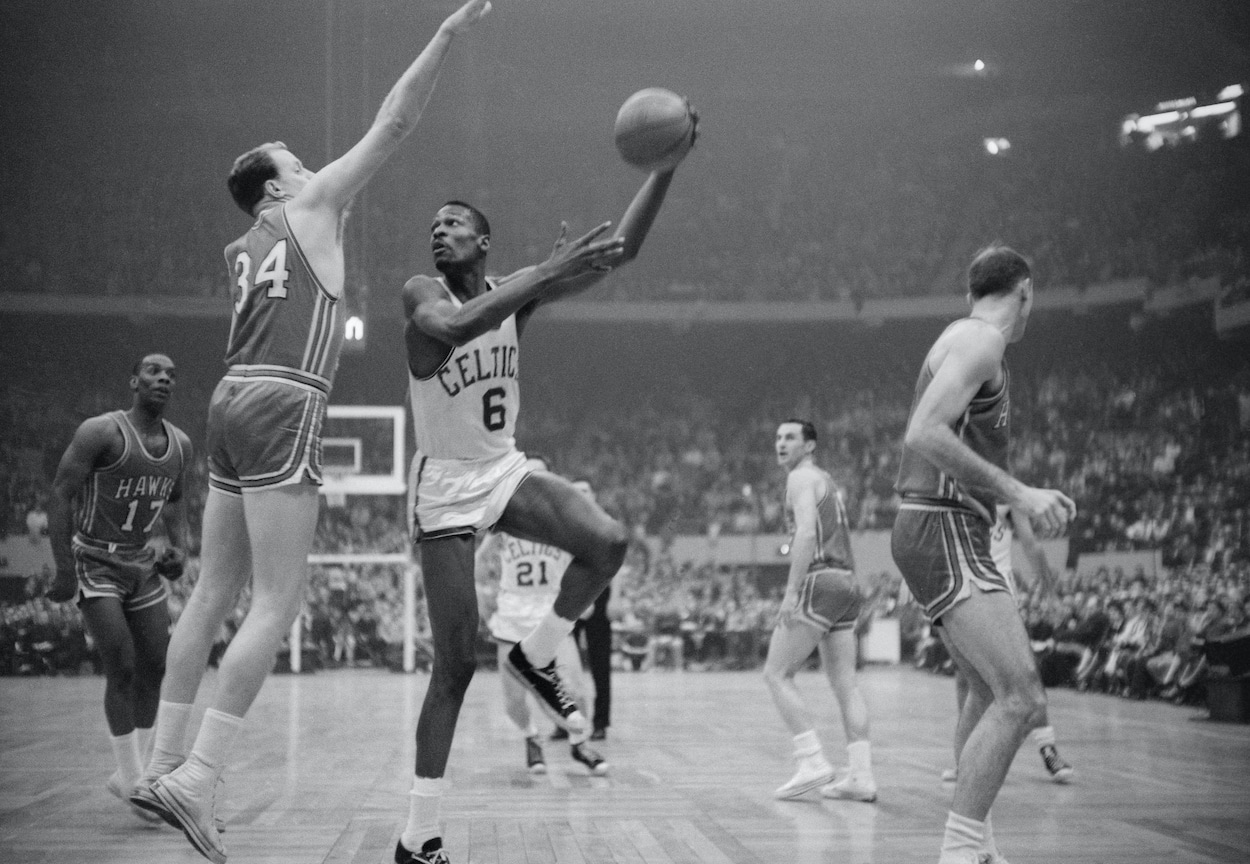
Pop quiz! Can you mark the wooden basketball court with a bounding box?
[3,666,1248,863]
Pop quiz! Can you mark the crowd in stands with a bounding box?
[914,562,1250,708]
[5,318,1248,721]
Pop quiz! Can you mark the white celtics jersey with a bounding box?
[494,535,570,619]
[409,277,519,460]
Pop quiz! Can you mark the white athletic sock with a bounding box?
[110,731,143,788]
[401,776,444,852]
[150,700,194,770]
[135,726,155,763]
[519,611,577,668]
[524,722,539,739]
[183,708,243,786]
[939,812,985,861]
[847,740,873,778]
[1032,725,1056,748]
[792,730,821,758]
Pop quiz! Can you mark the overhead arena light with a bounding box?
[1121,91,1242,150]
[1190,101,1237,119]
[983,137,1011,155]
[1132,110,1182,132]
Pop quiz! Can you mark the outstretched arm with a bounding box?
[406,222,623,348]
[293,0,491,218]
[532,167,678,307]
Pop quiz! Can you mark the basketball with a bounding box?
[613,88,695,172]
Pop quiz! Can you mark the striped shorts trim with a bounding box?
[891,503,1010,623]
[73,539,167,612]
[207,378,326,496]
[411,449,532,541]
[788,567,863,634]
[224,364,330,395]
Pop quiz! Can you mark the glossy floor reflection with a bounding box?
[2,666,1248,863]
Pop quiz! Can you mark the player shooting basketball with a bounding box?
[395,101,697,864]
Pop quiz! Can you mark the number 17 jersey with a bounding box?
[408,277,520,460]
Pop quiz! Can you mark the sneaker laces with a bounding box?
[537,662,578,714]
[1041,745,1065,772]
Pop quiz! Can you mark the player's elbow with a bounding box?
[48,483,75,508]
[418,311,476,348]
[440,319,481,347]
[903,423,935,456]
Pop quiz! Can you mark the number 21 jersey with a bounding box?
[223,205,343,394]
[408,278,519,460]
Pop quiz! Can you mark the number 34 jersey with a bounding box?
[223,205,343,394]
[408,277,520,461]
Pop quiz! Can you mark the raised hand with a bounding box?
[685,98,700,148]
[540,221,626,282]
[441,0,492,35]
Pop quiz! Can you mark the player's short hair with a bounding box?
[781,418,817,443]
[132,353,171,375]
[228,142,285,215]
[968,244,1031,300]
[442,200,491,238]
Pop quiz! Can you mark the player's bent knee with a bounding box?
[592,521,628,573]
[999,684,1047,729]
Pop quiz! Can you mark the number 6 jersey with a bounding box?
[408,277,520,460]
[223,205,343,395]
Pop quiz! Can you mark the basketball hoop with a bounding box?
[322,468,350,508]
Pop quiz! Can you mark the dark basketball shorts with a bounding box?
[73,536,166,612]
[891,502,1012,623]
[787,567,864,634]
[207,378,326,496]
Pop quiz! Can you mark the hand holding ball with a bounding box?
[155,547,186,580]
[614,88,697,172]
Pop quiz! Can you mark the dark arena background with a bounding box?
[3,1,1250,863]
